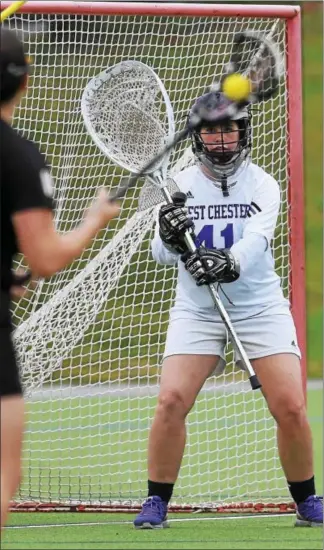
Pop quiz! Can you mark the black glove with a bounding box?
[181,247,240,286]
[159,192,194,254]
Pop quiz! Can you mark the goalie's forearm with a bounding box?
[230,233,268,274]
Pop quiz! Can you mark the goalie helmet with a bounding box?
[189,91,252,182]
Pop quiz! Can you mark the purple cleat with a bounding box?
[295,495,323,527]
[134,496,169,529]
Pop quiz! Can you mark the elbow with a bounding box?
[151,249,161,264]
[151,242,162,264]
[151,240,179,265]
[152,254,166,266]
[151,250,176,266]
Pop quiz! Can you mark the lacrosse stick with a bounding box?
[82,31,282,202]
[82,58,275,390]
[0,1,27,22]
[176,21,282,171]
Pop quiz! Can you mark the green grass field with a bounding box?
[303,5,323,376]
[3,387,322,550]
[17,386,311,505]
[2,514,323,550]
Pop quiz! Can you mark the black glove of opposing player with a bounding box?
[159,192,194,254]
[181,247,240,286]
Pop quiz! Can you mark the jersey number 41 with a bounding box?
[195,223,234,249]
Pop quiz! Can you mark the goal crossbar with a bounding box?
[2,2,300,18]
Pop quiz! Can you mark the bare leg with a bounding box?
[148,354,218,483]
[1,395,25,529]
[252,354,313,482]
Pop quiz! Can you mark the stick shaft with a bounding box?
[160,185,261,390]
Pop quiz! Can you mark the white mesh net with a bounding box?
[8,4,295,509]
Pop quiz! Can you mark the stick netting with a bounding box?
[81,60,173,172]
[8,6,293,510]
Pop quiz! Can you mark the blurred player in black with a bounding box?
[0,28,120,528]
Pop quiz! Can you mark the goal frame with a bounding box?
[3,1,306,513]
[2,1,305,389]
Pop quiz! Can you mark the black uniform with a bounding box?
[1,118,54,397]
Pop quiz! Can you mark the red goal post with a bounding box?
[3,1,306,513]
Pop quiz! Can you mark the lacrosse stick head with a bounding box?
[137,177,180,212]
[189,30,283,130]
[81,60,175,177]
[226,31,284,102]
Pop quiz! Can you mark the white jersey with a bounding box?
[151,162,290,322]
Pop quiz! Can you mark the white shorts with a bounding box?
[164,310,301,373]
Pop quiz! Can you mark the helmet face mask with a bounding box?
[190,92,252,181]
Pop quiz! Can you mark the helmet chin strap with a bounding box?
[221,174,229,197]
[197,154,250,196]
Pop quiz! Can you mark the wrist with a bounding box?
[222,249,240,282]
[161,240,181,255]
[82,215,101,237]
[160,234,187,255]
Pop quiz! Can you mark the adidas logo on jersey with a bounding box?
[247,201,262,217]
[186,190,194,199]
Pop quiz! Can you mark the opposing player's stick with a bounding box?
[178,20,282,170]
[0,0,27,23]
[81,50,281,390]
[82,32,282,202]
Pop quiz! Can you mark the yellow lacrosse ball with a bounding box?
[222,73,251,102]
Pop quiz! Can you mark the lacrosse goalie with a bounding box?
[134,91,322,529]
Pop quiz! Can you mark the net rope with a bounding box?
[8,9,292,508]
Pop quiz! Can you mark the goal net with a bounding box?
[6,1,304,512]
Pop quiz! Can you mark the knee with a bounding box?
[270,396,307,430]
[156,390,188,423]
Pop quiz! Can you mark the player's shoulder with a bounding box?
[243,162,280,207]
[0,120,53,199]
[0,119,46,171]
[246,161,279,189]
[173,164,200,192]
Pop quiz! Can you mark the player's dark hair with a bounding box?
[0,28,30,103]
